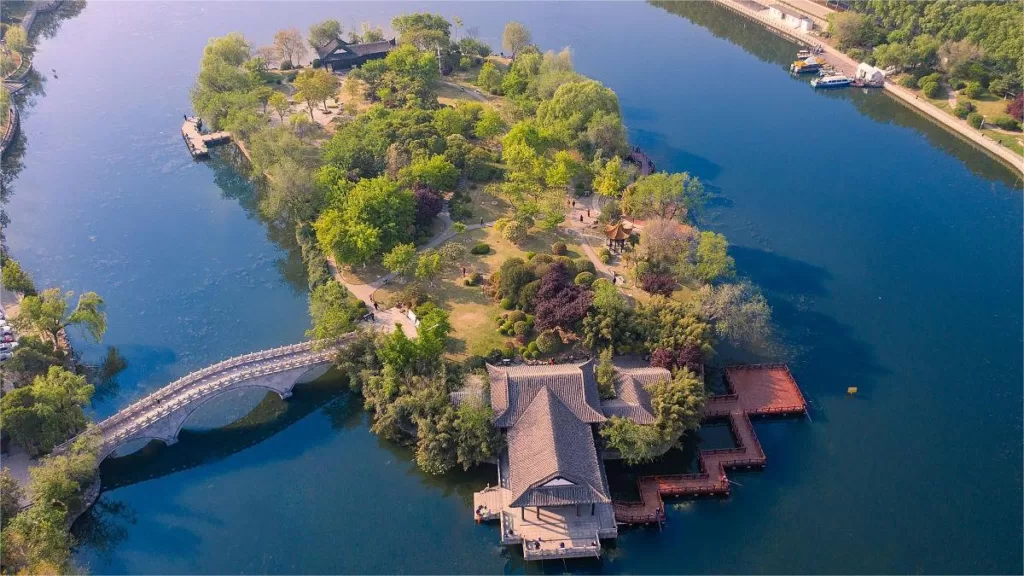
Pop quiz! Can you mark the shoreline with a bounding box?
[710,0,1023,175]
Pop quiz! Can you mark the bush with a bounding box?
[575,259,596,275]
[280,61,294,70]
[464,355,486,371]
[897,75,917,88]
[485,348,504,363]
[535,330,559,354]
[991,115,1021,131]
[503,342,516,359]
[920,81,940,99]
[953,100,975,119]
[470,242,491,255]
[574,272,595,287]
[598,248,612,264]
[967,112,984,129]
[916,73,941,89]
[962,81,983,99]
[551,241,567,256]
[513,321,529,336]
[311,58,322,68]
[500,297,515,310]
[464,271,482,286]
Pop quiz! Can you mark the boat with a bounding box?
[796,49,812,59]
[811,75,852,89]
[790,57,822,74]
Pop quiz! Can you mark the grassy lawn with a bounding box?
[980,128,1024,156]
[462,184,511,224]
[971,93,1009,119]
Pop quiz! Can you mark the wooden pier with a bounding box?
[181,117,231,159]
[627,146,656,176]
[613,364,807,525]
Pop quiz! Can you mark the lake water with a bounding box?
[4,1,1020,573]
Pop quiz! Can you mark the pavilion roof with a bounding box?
[604,221,633,241]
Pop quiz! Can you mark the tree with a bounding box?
[2,258,36,295]
[0,502,74,574]
[533,262,593,331]
[475,108,506,140]
[648,367,706,443]
[585,111,628,158]
[438,242,467,266]
[407,155,459,191]
[828,12,876,50]
[475,62,504,94]
[268,91,290,122]
[1,336,65,381]
[16,288,106,347]
[938,39,984,81]
[637,217,696,264]
[694,231,735,284]
[593,156,628,197]
[696,282,772,352]
[5,26,27,53]
[308,19,342,50]
[639,296,714,359]
[306,282,364,341]
[392,13,451,51]
[1007,93,1024,122]
[536,79,621,137]
[0,367,94,455]
[595,347,616,399]
[383,243,418,278]
[581,280,644,352]
[415,402,457,475]
[274,27,305,66]
[294,68,338,116]
[1,469,24,529]
[640,273,676,296]
[600,417,663,466]
[621,172,706,221]
[502,22,532,58]
[415,250,442,284]
[454,401,502,470]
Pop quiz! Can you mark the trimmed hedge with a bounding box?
[470,242,491,255]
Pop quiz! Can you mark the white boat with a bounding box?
[811,75,852,89]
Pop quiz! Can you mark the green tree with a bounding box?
[454,401,502,470]
[294,68,338,117]
[621,171,706,221]
[306,281,365,341]
[600,417,663,465]
[502,22,532,58]
[268,90,290,122]
[264,158,322,223]
[475,108,506,139]
[593,156,628,198]
[0,367,94,455]
[696,282,772,352]
[4,26,27,53]
[391,13,451,51]
[475,62,504,94]
[694,231,735,284]
[407,155,459,191]
[383,243,418,279]
[649,367,706,443]
[536,79,620,138]
[2,258,36,295]
[585,111,628,158]
[0,469,24,529]
[827,11,877,50]
[1,336,65,381]
[416,403,457,475]
[415,250,443,284]
[595,347,617,399]
[308,19,342,49]
[15,288,106,347]
[0,502,74,574]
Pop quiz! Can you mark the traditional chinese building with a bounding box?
[314,37,397,71]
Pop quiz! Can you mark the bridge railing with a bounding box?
[54,338,349,454]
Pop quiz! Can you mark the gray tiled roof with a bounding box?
[599,366,669,425]
[506,387,610,507]
[346,39,396,56]
[487,362,606,428]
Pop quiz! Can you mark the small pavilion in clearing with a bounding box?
[604,221,634,251]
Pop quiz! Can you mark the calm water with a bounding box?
[4,1,1020,573]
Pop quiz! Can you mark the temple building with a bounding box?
[314,37,397,71]
[471,361,671,560]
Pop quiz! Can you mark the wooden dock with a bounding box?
[181,117,231,159]
[613,364,807,525]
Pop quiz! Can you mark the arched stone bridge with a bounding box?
[54,335,355,462]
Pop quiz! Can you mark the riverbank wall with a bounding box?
[710,0,1023,175]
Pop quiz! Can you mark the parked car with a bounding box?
[0,351,12,361]
[0,342,17,351]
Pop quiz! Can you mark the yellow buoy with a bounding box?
[847,387,858,395]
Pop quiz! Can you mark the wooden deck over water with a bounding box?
[614,364,806,524]
[181,117,231,158]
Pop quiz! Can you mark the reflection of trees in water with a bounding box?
[207,148,309,294]
[97,374,351,490]
[650,0,1021,189]
[28,1,87,43]
[71,497,136,562]
[83,346,129,403]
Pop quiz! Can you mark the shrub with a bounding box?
[551,241,567,256]
[916,73,941,89]
[991,115,1021,131]
[500,297,514,310]
[535,330,559,354]
[575,259,596,275]
[967,112,984,129]
[311,58,322,68]
[485,348,504,363]
[525,251,537,260]
[574,272,595,287]
[920,81,940,99]
[465,271,482,286]
[464,355,486,371]
[508,310,527,322]
[598,248,611,264]
[640,273,676,296]
[280,61,294,70]
[897,75,917,88]
[1008,94,1024,122]
[513,321,529,336]
[503,342,516,359]
[962,81,983,99]
[527,341,539,354]
[470,242,491,255]
[953,100,975,119]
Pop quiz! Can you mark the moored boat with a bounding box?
[790,56,823,74]
[811,74,852,89]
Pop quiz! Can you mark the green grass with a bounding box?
[980,128,1023,156]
